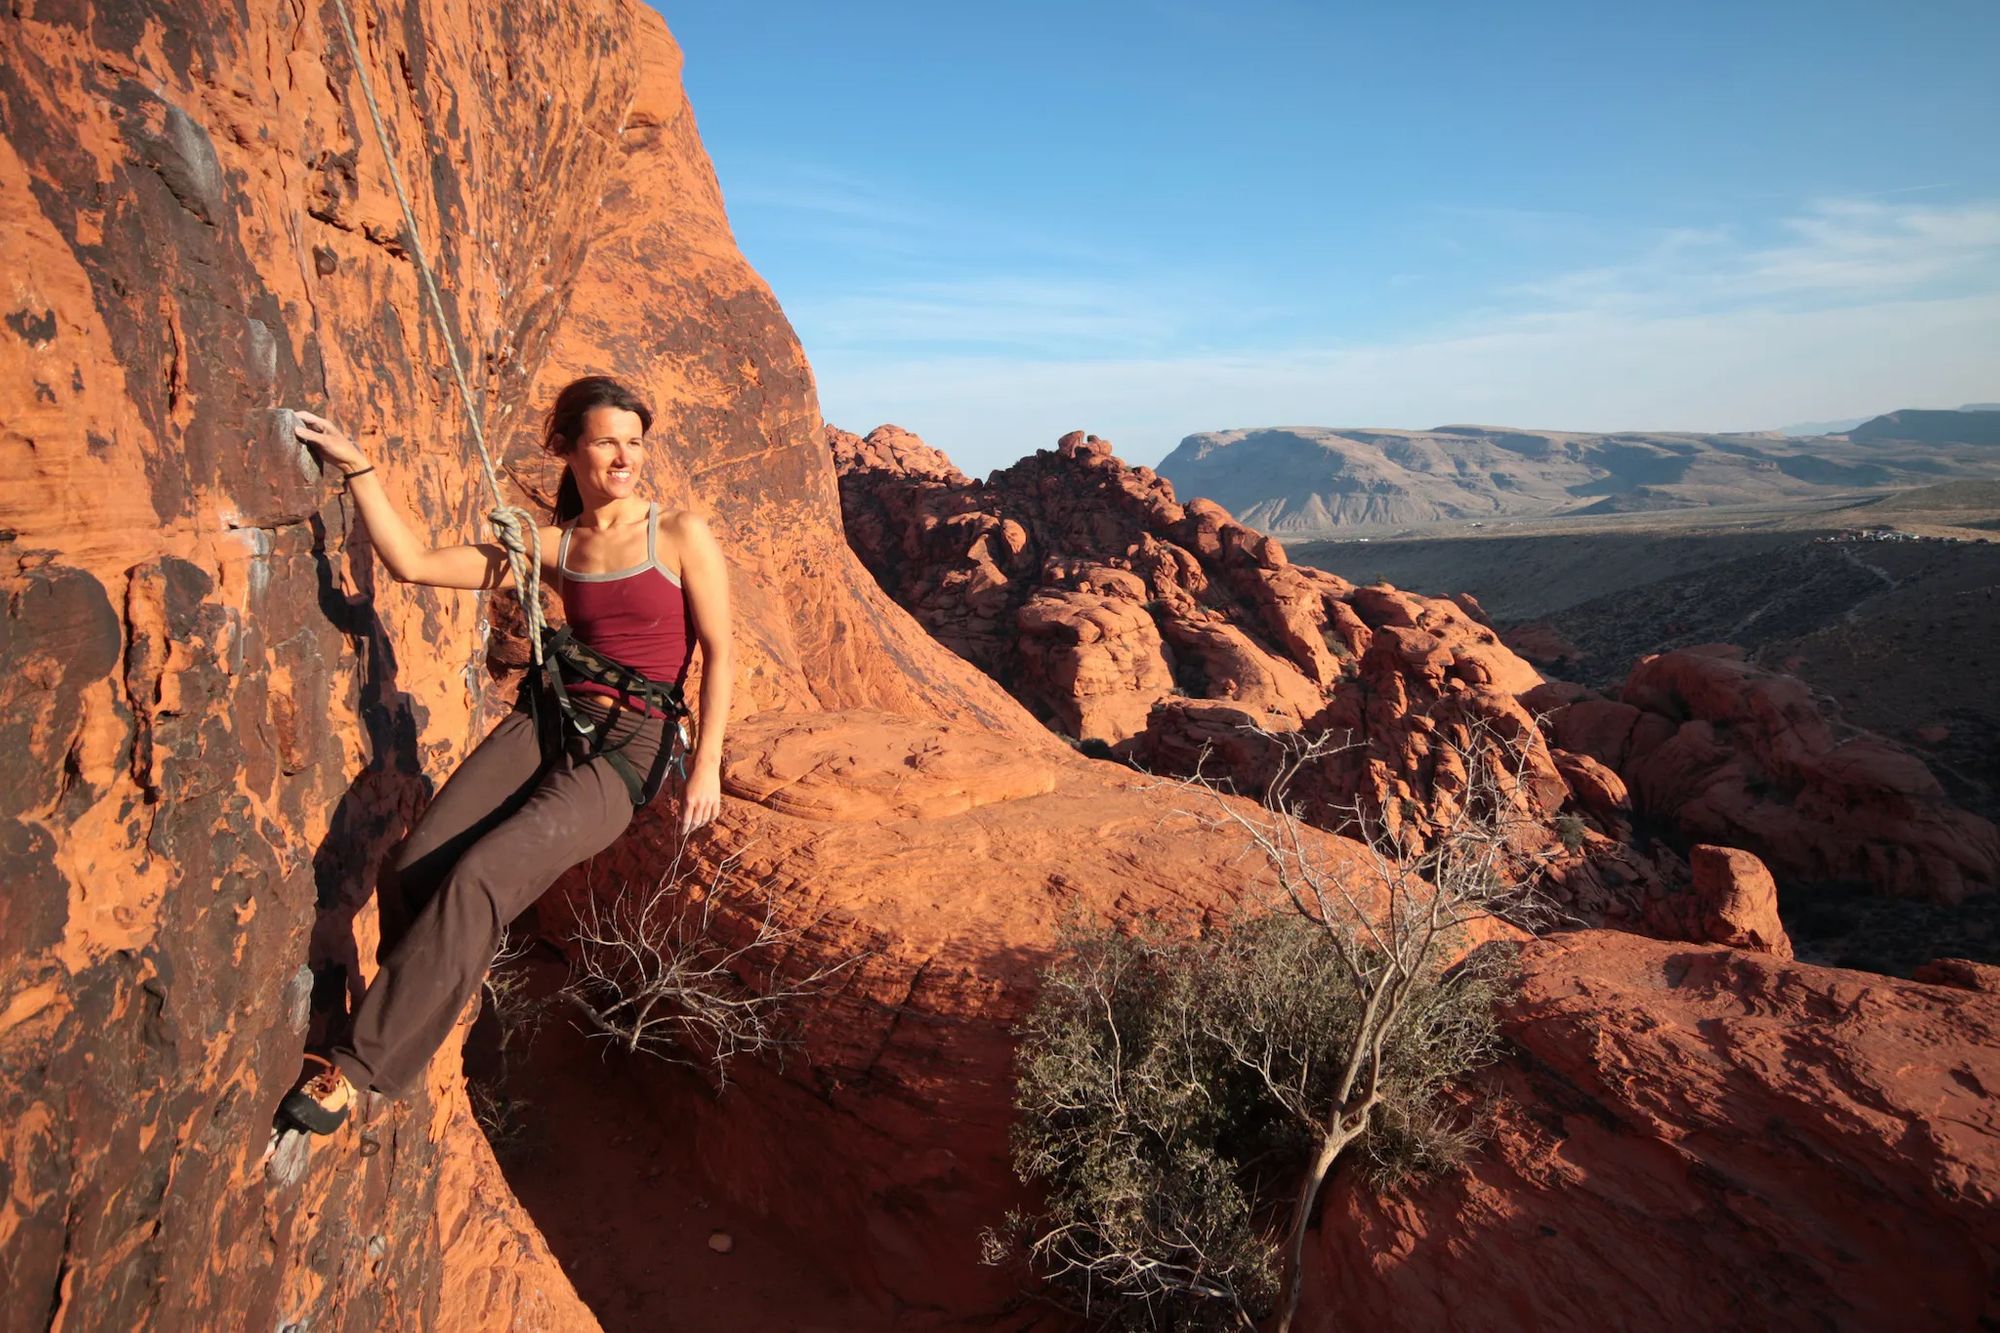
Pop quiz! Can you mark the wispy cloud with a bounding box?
[806,195,2000,475]
[727,170,925,227]
[801,276,1183,352]
[719,157,1123,268]
[1511,197,2000,312]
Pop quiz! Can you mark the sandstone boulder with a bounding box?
[1546,646,1999,902]
[1685,843,1792,956]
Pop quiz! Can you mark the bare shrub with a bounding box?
[560,843,866,1091]
[481,930,553,1055]
[990,718,1548,1331]
[466,930,553,1160]
[468,1076,535,1157]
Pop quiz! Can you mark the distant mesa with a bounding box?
[1154,414,2000,536]
[1843,407,2000,446]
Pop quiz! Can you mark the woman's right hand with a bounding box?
[292,409,370,472]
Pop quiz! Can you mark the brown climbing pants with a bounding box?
[331,699,667,1096]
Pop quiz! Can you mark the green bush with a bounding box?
[1554,812,1588,852]
[987,912,1502,1330]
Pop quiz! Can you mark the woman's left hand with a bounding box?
[680,760,722,836]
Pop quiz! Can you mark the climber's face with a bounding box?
[570,406,647,504]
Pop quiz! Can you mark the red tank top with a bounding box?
[557,503,694,713]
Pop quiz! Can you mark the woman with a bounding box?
[280,375,732,1134]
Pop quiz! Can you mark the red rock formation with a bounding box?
[1545,645,2000,902]
[831,425,1580,851]
[1312,930,2000,1330]
[547,708,1386,1317]
[1915,958,2000,994]
[1495,618,1585,672]
[0,0,671,1321]
[0,2,1347,1326]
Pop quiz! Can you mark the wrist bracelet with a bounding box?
[341,465,376,482]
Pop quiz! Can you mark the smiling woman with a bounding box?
[278,374,735,1136]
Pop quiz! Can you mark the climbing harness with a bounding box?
[325,0,690,807]
[537,626,691,806]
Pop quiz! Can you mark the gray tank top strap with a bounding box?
[648,502,684,587]
[556,522,575,583]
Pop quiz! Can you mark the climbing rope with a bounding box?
[326,0,546,665]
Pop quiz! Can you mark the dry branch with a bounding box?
[560,841,867,1091]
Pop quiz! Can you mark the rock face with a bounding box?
[1313,930,2000,1330]
[0,0,669,1322]
[1541,645,2000,902]
[0,0,1030,1324]
[0,2,1341,1326]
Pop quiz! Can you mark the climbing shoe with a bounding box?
[281,1054,355,1135]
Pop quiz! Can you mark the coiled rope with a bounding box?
[327,0,545,665]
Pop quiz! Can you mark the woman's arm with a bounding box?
[291,409,555,589]
[671,510,732,835]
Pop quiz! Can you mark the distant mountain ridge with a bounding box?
[1781,404,1999,436]
[1155,413,2000,535]
[1845,408,2000,446]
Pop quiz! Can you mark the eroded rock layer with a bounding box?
[1314,930,2000,1330]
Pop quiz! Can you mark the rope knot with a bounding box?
[488,503,546,665]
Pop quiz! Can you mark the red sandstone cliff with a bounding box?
[2,1,659,1322]
[0,1,1351,1324]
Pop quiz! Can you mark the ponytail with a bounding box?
[553,468,584,525]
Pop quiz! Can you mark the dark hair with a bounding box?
[543,375,654,523]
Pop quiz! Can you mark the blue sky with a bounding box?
[653,1,2000,476]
